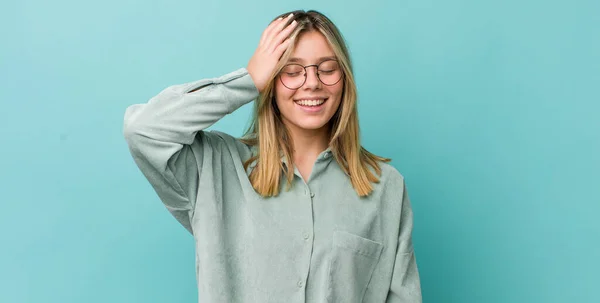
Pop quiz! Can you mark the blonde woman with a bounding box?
[124,10,422,303]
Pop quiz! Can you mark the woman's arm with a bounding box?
[122,14,298,233]
[123,69,258,233]
[386,183,423,302]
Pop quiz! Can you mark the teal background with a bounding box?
[1,0,598,302]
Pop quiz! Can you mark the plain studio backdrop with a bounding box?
[1,0,598,302]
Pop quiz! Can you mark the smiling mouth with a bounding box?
[294,98,328,107]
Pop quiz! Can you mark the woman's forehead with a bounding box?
[289,31,336,63]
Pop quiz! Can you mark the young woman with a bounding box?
[124,10,422,303]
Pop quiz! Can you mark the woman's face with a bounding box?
[274,31,344,134]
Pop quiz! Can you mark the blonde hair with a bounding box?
[240,10,390,197]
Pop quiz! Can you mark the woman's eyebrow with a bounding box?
[288,56,337,63]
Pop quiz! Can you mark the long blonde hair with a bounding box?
[240,10,390,197]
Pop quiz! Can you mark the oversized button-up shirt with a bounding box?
[123,68,422,303]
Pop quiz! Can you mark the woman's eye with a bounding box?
[319,70,335,74]
[285,72,302,77]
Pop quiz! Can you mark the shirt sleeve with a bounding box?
[385,183,423,302]
[122,68,259,233]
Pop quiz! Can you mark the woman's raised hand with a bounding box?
[247,13,298,93]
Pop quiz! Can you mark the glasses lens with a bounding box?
[280,64,305,89]
[318,60,342,85]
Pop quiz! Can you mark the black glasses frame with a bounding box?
[278,59,344,90]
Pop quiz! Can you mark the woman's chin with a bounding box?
[295,120,330,132]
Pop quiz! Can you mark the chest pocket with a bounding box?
[326,230,384,303]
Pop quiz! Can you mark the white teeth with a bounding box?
[295,99,325,106]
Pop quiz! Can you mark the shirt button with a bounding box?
[303,232,310,240]
[297,280,304,288]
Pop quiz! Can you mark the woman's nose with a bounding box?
[302,66,322,89]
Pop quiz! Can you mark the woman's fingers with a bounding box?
[263,13,294,50]
[259,16,283,47]
[268,20,297,53]
[274,37,292,58]
[247,13,297,93]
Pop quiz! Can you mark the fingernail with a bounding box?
[288,13,294,18]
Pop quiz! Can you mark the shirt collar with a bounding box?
[280,147,333,167]
[248,147,333,171]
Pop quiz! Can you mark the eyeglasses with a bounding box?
[278,59,344,90]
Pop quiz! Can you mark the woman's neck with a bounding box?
[285,122,331,164]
